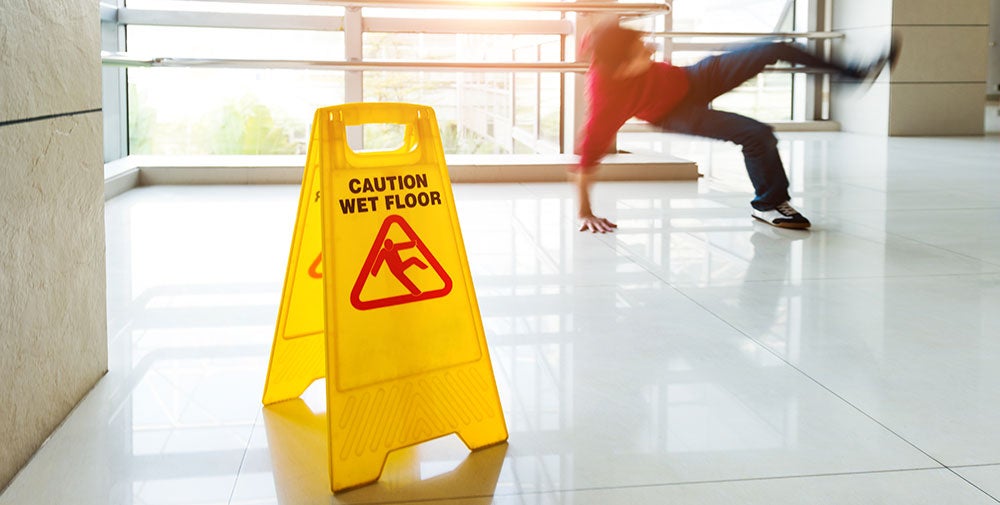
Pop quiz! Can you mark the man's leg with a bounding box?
[684,41,859,105]
[659,104,810,228]
[661,104,789,209]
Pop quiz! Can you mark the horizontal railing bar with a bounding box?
[670,41,838,52]
[101,52,834,74]
[365,17,574,35]
[654,30,843,39]
[102,53,590,72]
[99,3,118,22]
[117,9,575,34]
[161,0,671,13]
[109,10,838,42]
[119,9,345,31]
[761,67,836,74]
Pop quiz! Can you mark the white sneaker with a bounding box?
[751,201,811,229]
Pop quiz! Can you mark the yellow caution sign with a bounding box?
[262,102,508,493]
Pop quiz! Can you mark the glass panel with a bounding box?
[711,72,793,122]
[514,72,537,130]
[362,123,407,152]
[126,26,344,155]
[128,68,344,155]
[127,26,342,60]
[538,73,561,146]
[362,6,561,20]
[365,33,458,61]
[667,0,795,120]
[363,32,562,154]
[364,33,562,62]
[671,0,791,32]
[363,70,505,154]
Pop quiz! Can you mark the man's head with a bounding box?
[582,20,654,78]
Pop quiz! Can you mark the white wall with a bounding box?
[831,0,990,135]
[0,0,108,490]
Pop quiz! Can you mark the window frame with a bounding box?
[101,0,836,163]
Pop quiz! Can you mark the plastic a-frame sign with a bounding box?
[261,102,508,493]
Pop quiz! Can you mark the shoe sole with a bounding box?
[852,32,902,93]
[752,215,811,229]
[888,31,902,71]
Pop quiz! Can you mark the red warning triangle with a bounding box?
[350,214,452,310]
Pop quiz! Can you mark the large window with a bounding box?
[126,26,346,155]
[360,33,564,154]
[127,67,343,155]
[116,1,573,157]
[105,0,829,160]
[658,0,800,122]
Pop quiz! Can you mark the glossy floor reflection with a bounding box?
[3,132,1000,504]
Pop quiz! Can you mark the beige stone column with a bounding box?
[831,0,991,135]
[0,0,108,490]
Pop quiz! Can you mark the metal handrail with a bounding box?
[163,0,671,13]
[654,31,843,39]
[101,52,591,72]
[114,8,576,34]
[101,52,839,74]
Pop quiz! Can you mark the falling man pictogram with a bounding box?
[350,214,452,311]
[372,238,427,295]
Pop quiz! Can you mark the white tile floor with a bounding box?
[3,132,1000,504]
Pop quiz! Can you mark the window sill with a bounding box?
[104,153,700,200]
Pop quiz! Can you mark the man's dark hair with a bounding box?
[583,21,644,73]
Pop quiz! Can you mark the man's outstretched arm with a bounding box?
[574,171,617,233]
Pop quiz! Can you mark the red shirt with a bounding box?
[576,62,691,172]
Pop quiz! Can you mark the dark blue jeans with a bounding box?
[657,42,853,210]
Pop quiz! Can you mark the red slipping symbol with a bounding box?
[308,252,323,279]
[350,214,452,310]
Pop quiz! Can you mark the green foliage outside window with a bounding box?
[201,95,295,155]
[128,90,298,155]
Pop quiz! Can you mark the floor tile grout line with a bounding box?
[606,197,1000,271]
[436,165,997,501]
[947,467,1000,503]
[609,227,1000,284]
[545,466,960,495]
[655,269,997,287]
[628,256,952,462]
[673,269,1000,288]
[92,167,1000,503]
[98,187,998,504]
[364,466,963,504]
[832,213,1000,269]
[882,231,1000,269]
[614,231,999,289]
[955,476,1000,504]
[613,249,999,490]
[648,267,1000,503]
[511,181,1000,271]
[442,212,998,503]
[227,409,262,505]
[953,462,1000,469]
